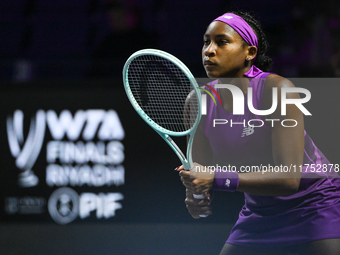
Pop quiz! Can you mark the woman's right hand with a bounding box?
[176,165,213,218]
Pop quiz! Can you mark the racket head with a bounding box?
[123,49,201,137]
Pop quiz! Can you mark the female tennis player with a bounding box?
[177,11,340,255]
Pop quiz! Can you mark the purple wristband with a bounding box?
[213,169,239,192]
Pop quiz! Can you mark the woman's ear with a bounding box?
[246,46,257,61]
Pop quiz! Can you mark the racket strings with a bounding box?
[127,55,199,133]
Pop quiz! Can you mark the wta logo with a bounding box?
[7,110,45,187]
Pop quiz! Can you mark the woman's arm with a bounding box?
[236,74,304,196]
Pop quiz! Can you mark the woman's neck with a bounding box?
[218,77,250,94]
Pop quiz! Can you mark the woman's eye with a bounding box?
[220,40,228,44]
[203,40,210,45]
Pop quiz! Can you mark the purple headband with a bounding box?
[213,13,258,49]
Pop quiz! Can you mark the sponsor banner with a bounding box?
[4,107,125,224]
[0,85,141,224]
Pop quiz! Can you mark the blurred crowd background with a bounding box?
[1,0,340,83]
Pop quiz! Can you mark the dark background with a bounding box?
[1,0,340,254]
[1,0,340,82]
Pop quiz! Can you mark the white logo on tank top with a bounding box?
[241,126,254,137]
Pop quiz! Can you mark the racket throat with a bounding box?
[165,135,189,169]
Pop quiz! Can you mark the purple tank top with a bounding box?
[201,73,340,247]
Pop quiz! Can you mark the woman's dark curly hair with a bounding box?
[231,11,272,71]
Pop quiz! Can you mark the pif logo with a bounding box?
[48,187,123,225]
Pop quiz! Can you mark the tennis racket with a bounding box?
[123,49,208,214]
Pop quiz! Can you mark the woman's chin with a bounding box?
[205,71,219,79]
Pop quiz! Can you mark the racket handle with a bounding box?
[193,194,205,199]
[192,194,209,218]
[184,168,209,218]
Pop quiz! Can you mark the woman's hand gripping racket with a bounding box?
[123,49,208,217]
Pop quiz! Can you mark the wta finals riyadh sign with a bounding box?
[6,109,125,224]
[7,109,125,188]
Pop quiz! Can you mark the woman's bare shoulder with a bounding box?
[265,73,295,89]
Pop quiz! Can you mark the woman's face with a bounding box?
[202,21,249,78]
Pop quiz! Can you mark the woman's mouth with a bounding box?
[204,60,217,67]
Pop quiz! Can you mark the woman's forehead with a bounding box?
[205,21,239,38]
